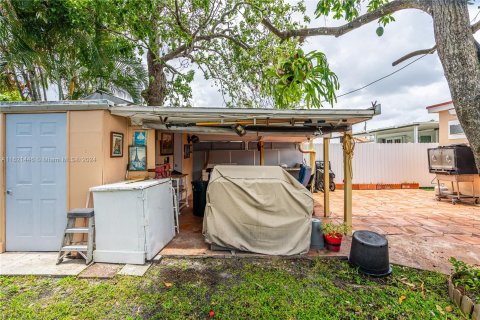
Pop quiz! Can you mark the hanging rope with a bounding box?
[343,132,355,180]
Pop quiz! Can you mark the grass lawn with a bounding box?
[0,257,461,319]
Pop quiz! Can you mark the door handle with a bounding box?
[6,189,12,195]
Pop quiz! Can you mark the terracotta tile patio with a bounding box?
[314,189,480,273]
[161,189,480,274]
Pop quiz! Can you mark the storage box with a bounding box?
[90,179,175,264]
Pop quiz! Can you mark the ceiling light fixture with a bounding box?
[232,124,247,136]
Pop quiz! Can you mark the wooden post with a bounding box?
[343,130,353,235]
[259,140,265,166]
[323,136,330,217]
[308,139,316,176]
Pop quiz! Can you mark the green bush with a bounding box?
[450,257,480,302]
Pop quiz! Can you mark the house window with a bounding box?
[448,120,466,139]
[420,136,432,143]
[386,138,402,143]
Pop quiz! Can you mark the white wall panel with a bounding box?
[306,143,439,187]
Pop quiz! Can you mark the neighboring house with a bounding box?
[426,101,467,146]
[354,121,439,143]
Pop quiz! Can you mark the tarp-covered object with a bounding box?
[203,165,314,255]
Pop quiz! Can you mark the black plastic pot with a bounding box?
[349,230,392,277]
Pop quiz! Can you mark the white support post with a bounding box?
[413,125,419,143]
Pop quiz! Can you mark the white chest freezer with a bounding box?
[90,179,175,264]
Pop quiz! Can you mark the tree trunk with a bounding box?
[432,0,480,171]
[38,67,48,101]
[22,69,35,101]
[143,48,167,106]
[32,68,42,101]
[11,67,26,101]
[57,73,64,100]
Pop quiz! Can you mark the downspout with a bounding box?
[298,138,316,192]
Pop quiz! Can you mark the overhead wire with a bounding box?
[324,47,436,103]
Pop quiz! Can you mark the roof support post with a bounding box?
[323,135,330,217]
[309,139,316,193]
[343,130,354,235]
[259,140,265,166]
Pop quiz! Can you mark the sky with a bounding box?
[42,2,478,133]
[190,1,480,133]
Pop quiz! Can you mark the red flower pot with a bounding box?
[324,233,343,252]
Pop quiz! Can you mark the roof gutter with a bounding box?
[0,100,113,112]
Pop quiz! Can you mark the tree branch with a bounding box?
[392,19,480,66]
[161,33,250,61]
[262,0,431,40]
[392,45,436,66]
[173,0,190,34]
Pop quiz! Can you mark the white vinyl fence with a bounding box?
[305,143,439,187]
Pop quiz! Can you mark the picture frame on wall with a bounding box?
[160,132,174,155]
[128,145,147,171]
[110,132,124,157]
[134,131,147,145]
[184,144,192,159]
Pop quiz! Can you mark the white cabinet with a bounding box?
[90,179,175,264]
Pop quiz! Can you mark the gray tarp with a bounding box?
[203,165,313,255]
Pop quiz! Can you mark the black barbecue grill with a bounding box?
[428,144,478,175]
[428,144,479,204]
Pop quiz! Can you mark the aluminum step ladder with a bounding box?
[172,186,180,233]
[56,208,95,265]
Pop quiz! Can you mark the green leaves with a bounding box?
[315,0,395,36]
[450,257,480,301]
[263,49,339,109]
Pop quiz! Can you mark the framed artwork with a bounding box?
[134,131,147,145]
[184,144,192,159]
[160,132,174,155]
[128,145,147,171]
[110,132,124,157]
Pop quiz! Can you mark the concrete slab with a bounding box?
[0,252,87,276]
[162,190,479,274]
[79,263,123,279]
[117,263,151,276]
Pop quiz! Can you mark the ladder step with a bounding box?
[65,227,89,233]
[61,245,87,251]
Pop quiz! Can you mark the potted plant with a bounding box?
[322,222,351,252]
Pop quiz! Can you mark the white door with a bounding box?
[6,113,67,251]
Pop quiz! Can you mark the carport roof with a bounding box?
[110,104,380,137]
[0,100,380,137]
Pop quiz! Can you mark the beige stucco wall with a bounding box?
[438,110,468,146]
[68,110,105,209]
[102,112,129,184]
